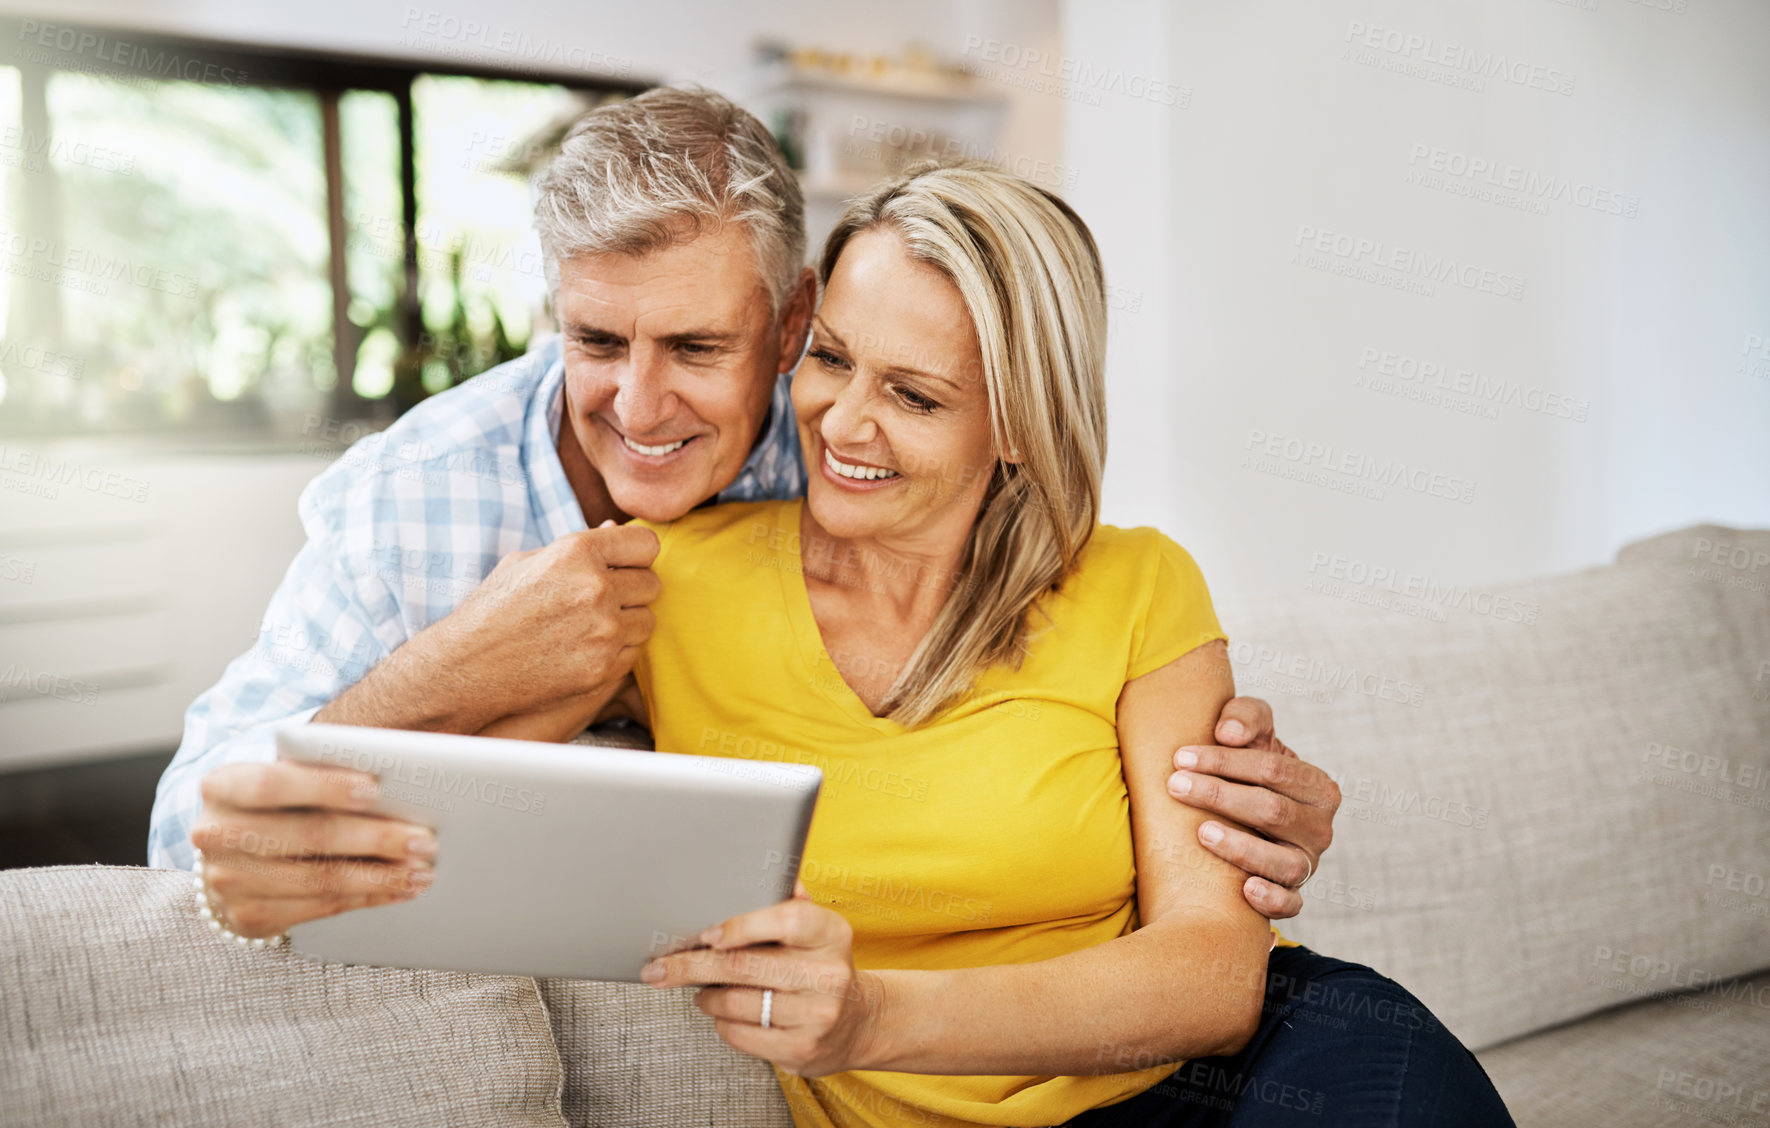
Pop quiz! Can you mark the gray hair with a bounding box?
[533,85,806,317]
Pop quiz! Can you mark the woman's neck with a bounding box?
[797,501,970,623]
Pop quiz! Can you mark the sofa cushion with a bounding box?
[1476,970,1770,1127]
[0,865,568,1128]
[1217,523,1770,1050]
[535,978,793,1128]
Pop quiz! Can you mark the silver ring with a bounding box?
[759,988,774,1029]
[1294,852,1316,890]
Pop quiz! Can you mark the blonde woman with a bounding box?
[494,161,1512,1127]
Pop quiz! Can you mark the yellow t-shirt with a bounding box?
[633,498,1294,1128]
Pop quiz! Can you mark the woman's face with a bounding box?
[793,227,999,549]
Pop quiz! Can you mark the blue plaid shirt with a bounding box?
[147,336,806,869]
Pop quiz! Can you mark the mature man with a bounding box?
[148,86,1339,941]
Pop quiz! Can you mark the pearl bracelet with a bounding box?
[192,848,288,950]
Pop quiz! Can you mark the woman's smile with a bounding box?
[820,442,903,489]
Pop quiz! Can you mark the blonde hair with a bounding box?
[534,85,805,317]
[818,160,1108,726]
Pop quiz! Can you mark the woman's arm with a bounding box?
[639,640,1270,1078]
[852,638,1269,1074]
[474,674,645,742]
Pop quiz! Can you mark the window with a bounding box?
[0,17,643,437]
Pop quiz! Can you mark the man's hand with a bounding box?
[190,761,437,938]
[315,522,660,736]
[1167,697,1341,920]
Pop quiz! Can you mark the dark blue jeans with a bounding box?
[1061,946,1515,1127]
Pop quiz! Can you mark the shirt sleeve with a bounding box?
[1125,532,1227,683]
[146,517,402,871]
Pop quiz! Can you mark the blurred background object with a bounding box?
[0,21,638,437]
[747,38,1012,247]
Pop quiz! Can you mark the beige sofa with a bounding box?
[3,523,1766,1128]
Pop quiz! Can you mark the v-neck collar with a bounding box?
[773,498,907,736]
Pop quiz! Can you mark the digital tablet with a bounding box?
[275,723,822,982]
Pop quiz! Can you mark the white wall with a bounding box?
[1066,0,1770,603]
[0,446,321,768]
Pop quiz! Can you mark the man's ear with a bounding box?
[776,266,819,373]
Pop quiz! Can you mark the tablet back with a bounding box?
[277,723,821,981]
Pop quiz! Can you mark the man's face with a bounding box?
[554,225,801,522]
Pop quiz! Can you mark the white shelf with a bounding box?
[748,63,1007,108]
[746,59,1011,252]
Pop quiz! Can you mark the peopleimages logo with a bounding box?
[15,21,249,85]
[1306,551,1539,625]
[0,443,151,502]
[1244,429,1478,505]
[0,341,84,380]
[844,117,1079,190]
[1227,641,1428,708]
[1406,144,1639,218]
[398,7,632,75]
[0,664,99,706]
[960,36,1189,107]
[315,741,546,815]
[1327,771,1490,829]
[349,210,545,281]
[0,230,200,298]
[1343,21,1577,96]
[1356,346,1590,422]
[0,125,136,176]
[1642,742,1769,791]
[1294,224,1526,300]
[1743,335,1770,380]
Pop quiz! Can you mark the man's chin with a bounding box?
[605,479,714,524]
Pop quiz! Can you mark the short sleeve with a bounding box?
[1126,533,1227,682]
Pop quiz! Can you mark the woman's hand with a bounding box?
[639,880,887,1078]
